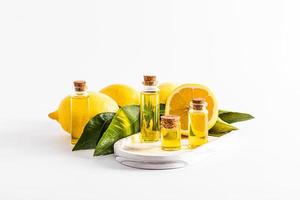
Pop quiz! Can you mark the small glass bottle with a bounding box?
[140,75,160,142]
[70,80,90,145]
[188,98,208,148]
[161,115,181,151]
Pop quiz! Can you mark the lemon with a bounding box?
[158,82,178,104]
[48,92,119,134]
[100,84,140,107]
[165,84,218,136]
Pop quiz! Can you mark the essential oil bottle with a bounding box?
[161,115,181,151]
[70,80,90,145]
[188,98,208,148]
[140,75,160,142]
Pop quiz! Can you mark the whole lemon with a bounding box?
[100,84,140,107]
[48,92,119,134]
[158,82,178,104]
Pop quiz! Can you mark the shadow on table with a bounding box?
[5,119,71,155]
[13,119,137,171]
[92,155,137,171]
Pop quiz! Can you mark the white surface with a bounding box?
[114,134,218,169]
[1,0,300,199]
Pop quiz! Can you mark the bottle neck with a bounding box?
[142,85,159,92]
[73,90,88,96]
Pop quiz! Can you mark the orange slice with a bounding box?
[165,84,218,136]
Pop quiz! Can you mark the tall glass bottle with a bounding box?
[70,80,90,145]
[140,75,160,142]
[188,98,208,148]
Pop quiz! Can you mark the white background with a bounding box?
[0,0,300,199]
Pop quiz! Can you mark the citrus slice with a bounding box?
[165,84,218,136]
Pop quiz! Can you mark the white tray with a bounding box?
[114,133,219,170]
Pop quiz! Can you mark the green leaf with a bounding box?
[94,105,140,156]
[209,118,238,137]
[219,110,254,124]
[218,110,228,115]
[72,112,115,151]
[160,103,165,116]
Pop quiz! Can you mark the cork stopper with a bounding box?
[143,75,157,86]
[161,115,180,129]
[191,98,206,110]
[73,80,87,92]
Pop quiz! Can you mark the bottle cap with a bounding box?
[192,98,205,104]
[73,80,87,92]
[161,115,180,129]
[191,98,206,110]
[143,75,157,86]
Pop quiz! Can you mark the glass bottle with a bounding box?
[140,75,160,142]
[161,115,181,151]
[188,98,208,148]
[70,80,90,145]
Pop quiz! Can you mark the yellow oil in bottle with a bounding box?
[140,91,160,142]
[161,128,181,150]
[161,115,181,150]
[140,75,160,142]
[188,99,208,148]
[70,81,90,145]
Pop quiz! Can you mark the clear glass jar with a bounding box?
[188,98,208,148]
[161,115,181,150]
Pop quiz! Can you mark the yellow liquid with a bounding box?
[188,110,208,148]
[70,94,90,145]
[140,91,160,142]
[161,127,181,150]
